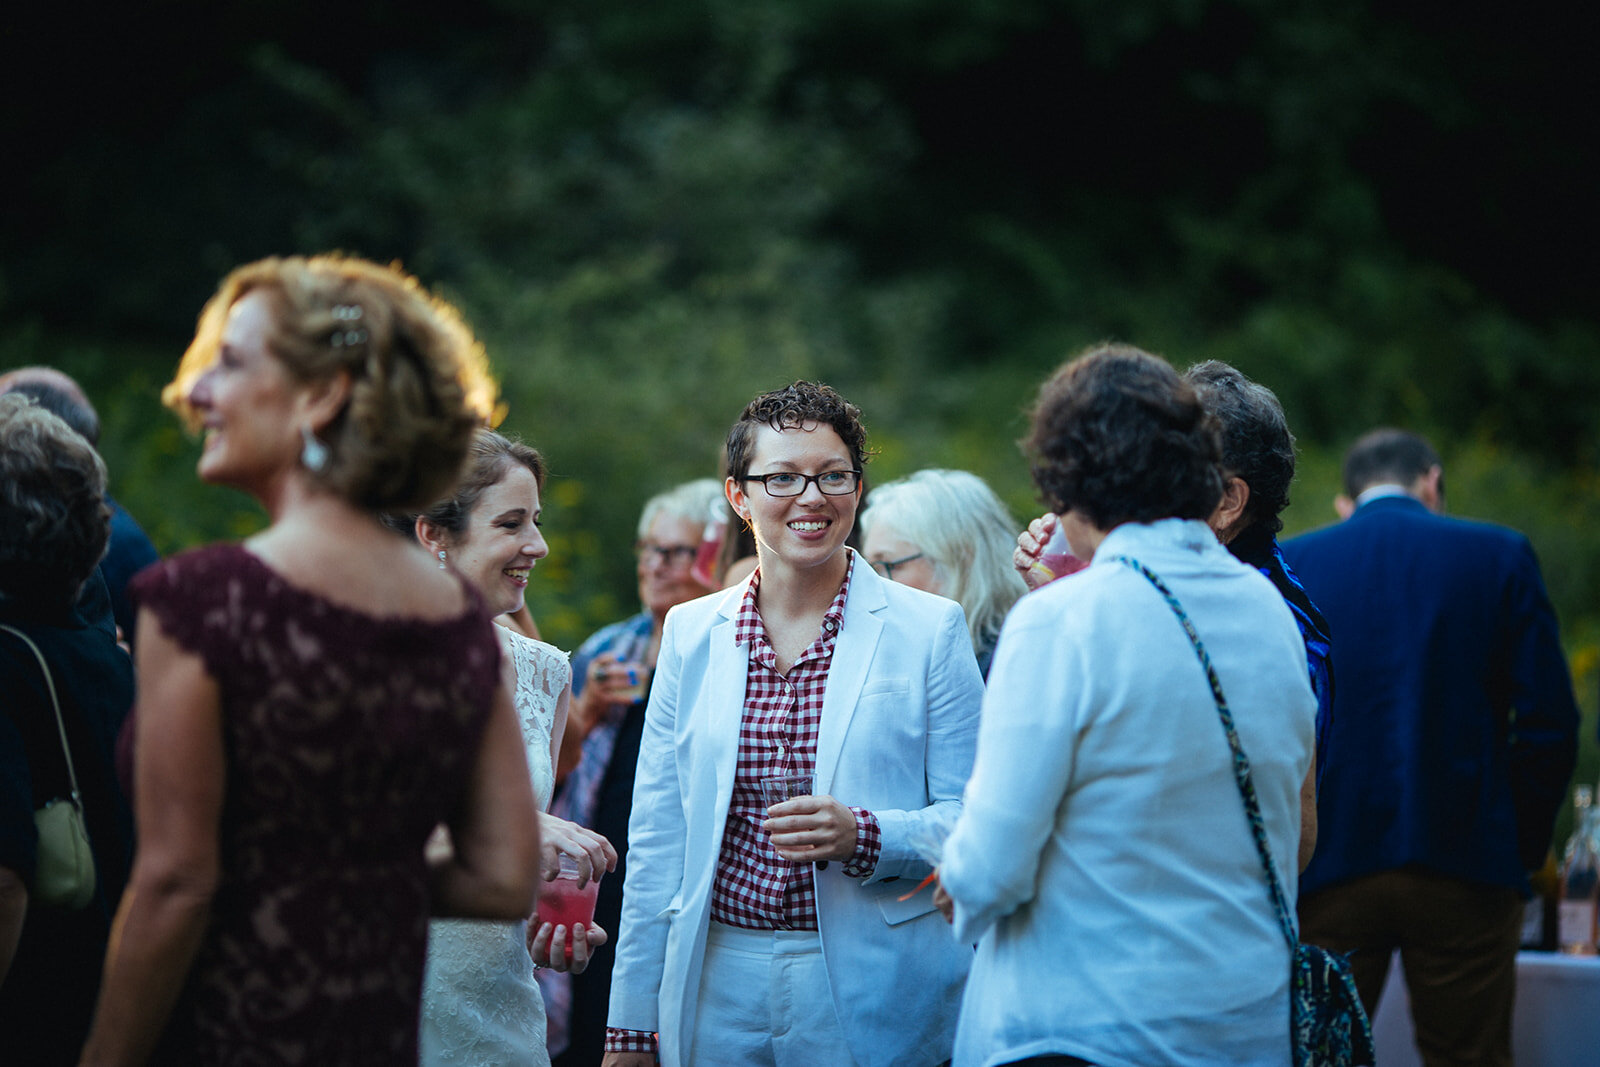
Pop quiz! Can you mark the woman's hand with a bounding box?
[527,919,608,974]
[764,795,858,864]
[932,869,955,923]
[1014,512,1056,590]
[537,813,616,886]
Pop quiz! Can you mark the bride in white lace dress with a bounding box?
[401,431,616,1067]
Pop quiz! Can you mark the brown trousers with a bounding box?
[1299,867,1523,1067]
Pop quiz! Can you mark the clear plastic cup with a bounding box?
[1030,518,1086,583]
[534,854,602,959]
[760,772,814,811]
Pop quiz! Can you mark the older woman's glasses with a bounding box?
[635,543,698,568]
[742,470,862,497]
[870,553,925,581]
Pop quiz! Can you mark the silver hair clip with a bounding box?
[329,304,368,348]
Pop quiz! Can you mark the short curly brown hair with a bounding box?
[724,380,870,484]
[1025,344,1223,530]
[0,393,111,609]
[166,254,500,512]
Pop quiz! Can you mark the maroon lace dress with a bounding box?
[129,544,502,1065]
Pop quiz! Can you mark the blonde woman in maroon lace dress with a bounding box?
[80,255,541,1065]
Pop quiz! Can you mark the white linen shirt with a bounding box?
[941,518,1316,1067]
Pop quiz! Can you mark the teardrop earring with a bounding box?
[300,425,330,472]
[437,550,448,570]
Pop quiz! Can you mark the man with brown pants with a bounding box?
[1283,429,1579,1066]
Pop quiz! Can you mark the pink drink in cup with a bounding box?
[690,499,728,589]
[1030,518,1086,584]
[534,854,601,960]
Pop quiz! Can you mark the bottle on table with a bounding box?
[1556,784,1599,955]
[1521,850,1560,951]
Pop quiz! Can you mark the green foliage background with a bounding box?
[4,2,1595,824]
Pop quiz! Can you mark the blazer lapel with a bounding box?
[814,559,885,795]
[706,588,749,804]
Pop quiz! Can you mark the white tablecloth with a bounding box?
[1371,950,1600,1066]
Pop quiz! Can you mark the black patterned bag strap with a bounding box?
[0,624,88,814]
[1108,556,1299,952]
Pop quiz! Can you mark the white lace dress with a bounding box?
[420,630,568,1067]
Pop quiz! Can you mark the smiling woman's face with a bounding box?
[447,463,548,617]
[729,422,861,580]
[186,289,306,495]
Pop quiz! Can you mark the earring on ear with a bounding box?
[300,425,330,473]
[437,550,448,570]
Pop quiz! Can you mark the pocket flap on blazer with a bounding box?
[869,879,940,925]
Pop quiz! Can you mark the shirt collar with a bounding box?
[732,552,854,648]
[1354,483,1414,508]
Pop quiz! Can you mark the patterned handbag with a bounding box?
[1112,557,1374,1067]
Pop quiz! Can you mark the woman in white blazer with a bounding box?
[604,382,984,1067]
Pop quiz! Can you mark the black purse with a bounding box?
[1111,557,1374,1067]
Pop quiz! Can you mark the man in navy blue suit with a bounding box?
[1282,428,1578,1067]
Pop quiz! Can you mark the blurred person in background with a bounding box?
[604,381,983,1067]
[0,366,160,647]
[544,477,723,1065]
[0,394,136,1066]
[389,429,615,1067]
[80,254,540,1065]
[859,468,1028,679]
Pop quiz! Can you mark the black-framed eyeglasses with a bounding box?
[635,542,697,568]
[741,469,863,497]
[869,553,925,581]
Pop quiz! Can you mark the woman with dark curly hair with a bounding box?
[0,394,135,1066]
[938,345,1317,1067]
[81,255,540,1065]
[1015,358,1333,795]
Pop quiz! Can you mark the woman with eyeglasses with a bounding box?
[541,478,722,1065]
[602,381,984,1067]
[860,469,1028,679]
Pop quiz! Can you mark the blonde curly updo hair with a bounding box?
[165,254,500,512]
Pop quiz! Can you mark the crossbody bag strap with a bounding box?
[1108,556,1299,951]
[0,624,87,809]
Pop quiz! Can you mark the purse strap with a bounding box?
[1108,556,1299,951]
[0,624,87,809]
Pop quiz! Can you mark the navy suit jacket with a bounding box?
[1282,495,1578,896]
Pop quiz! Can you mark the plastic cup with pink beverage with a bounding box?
[534,854,602,959]
[690,498,728,589]
[1030,517,1087,584]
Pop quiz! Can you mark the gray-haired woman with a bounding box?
[859,469,1027,678]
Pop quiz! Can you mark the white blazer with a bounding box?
[607,556,984,1067]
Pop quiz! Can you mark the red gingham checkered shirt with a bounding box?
[606,553,882,1056]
